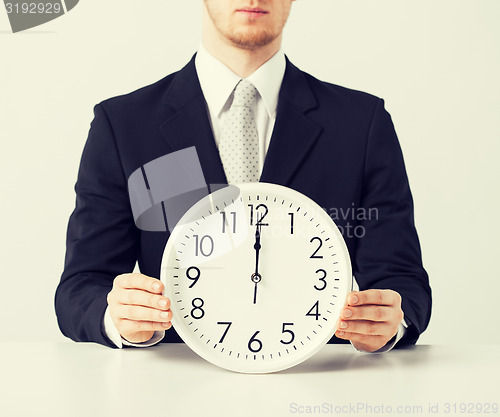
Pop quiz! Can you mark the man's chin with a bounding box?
[227,30,278,50]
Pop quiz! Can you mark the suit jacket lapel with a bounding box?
[159,55,322,188]
[159,55,227,187]
[260,58,322,186]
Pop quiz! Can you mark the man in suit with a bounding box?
[56,0,431,353]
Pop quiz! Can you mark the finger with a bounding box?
[119,318,172,334]
[117,304,173,323]
[115,273,164,294]
[337,319,390,336]
[347,289,401,307]
[335,329,356,340]
[335,330,387,352]
[115,288,170,311]
[341,305,396,322]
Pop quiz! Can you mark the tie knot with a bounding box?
[232,79,257,108]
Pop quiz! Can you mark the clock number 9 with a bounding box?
[190,298,205,319]
[186,266,201,288]
[280,323,295,345]
[248,331,263,353]
[310,237,323,258]
[194,234,214,257]
[248,204,269,226]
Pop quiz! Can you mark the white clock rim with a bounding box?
[160,182,352,373]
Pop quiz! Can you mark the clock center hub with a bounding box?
[251,273,262,283]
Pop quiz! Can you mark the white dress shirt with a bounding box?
[196,43,286,175]
[104,44,406,352]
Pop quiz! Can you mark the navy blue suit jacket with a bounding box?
[56,56,431,348]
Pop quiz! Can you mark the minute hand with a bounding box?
[252,221,262,304]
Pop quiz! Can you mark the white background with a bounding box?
[0,0,498,344]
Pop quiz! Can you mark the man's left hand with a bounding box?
[335,289,404,352]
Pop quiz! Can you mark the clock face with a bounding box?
[160,183,352,373]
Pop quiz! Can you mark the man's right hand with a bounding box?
[107,273,172,344]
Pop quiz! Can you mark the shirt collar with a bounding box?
[195,43,286,118]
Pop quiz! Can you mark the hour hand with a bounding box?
[254,222,261,256]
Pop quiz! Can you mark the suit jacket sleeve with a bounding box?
[354,99,431,346]
[55,103,138,347]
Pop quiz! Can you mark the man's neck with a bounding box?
[202,35,282,78]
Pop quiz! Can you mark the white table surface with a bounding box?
[1,343,498,417]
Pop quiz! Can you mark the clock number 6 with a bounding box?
[280,323,295,345]
[190,298,205,320]
[248,331,263,353]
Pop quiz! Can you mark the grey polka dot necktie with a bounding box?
[219,80,259,184]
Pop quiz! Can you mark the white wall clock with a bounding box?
[161,183,352,373]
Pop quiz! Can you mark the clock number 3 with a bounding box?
[314,269,327,291]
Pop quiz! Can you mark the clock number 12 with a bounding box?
[248,204,269,226]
